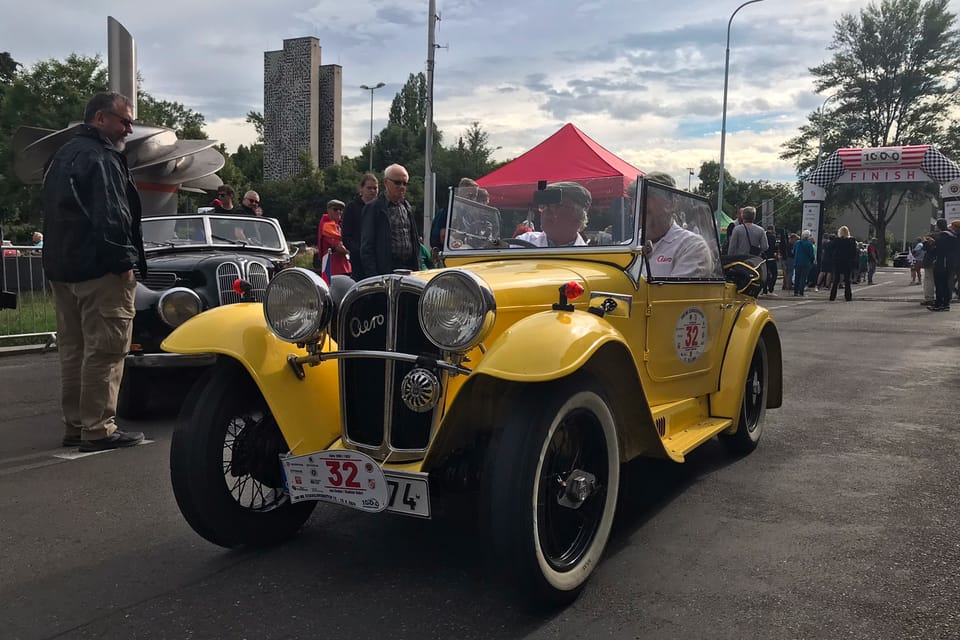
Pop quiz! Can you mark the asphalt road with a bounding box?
[1,268,958,640]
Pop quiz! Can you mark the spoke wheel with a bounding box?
[171,361,316,548]
[487,376,620,608]
[720,339,768,455]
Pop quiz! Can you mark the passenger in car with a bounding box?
[641,172,714,279]
[515,181,590,247]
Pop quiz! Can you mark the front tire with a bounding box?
[117,366,148,419]
[487,377,620,608]
[720,339,768,455]
[170,360,316,548]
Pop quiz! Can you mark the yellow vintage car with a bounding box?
[165,175,782,608]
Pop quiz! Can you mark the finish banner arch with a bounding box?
[801,145,960,243]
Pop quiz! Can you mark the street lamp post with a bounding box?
[688,168,695,191]
[360,82,385,172]
[717,0,764,218]
[816,88,860,164]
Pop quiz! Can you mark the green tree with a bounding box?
[781,0,960,261]
[246,110,264,143]
[137,92,206,139]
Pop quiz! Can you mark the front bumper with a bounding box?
[124,352,217,368]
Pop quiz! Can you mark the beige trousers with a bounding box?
[51,273,136,441]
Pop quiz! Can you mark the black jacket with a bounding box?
[41,125,146,283]
[830,237,858,272]
[932,229,958,270]
[341,195,365,277]
[358,193,420,280]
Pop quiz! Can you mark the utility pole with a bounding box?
[424,0,439,236]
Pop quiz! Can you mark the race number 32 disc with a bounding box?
[674,307,707,364]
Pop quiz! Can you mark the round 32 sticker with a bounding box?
[674,307,707,364]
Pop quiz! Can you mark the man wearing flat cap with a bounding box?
[317,198,351,281]
[516,181,592,247]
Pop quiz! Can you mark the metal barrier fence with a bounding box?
[0,245,57,351]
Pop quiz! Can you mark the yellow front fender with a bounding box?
[710,304,782,421]
[475,309,628,382]
[161,304,341,454]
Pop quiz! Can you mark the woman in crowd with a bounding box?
[829,226,859,302]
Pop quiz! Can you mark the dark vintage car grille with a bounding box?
[337,276,443,459]
[216,261,269,304]
[136,271,178,291]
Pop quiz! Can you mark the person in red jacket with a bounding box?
[316,199,351,282]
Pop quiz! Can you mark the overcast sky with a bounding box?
[5,0,958,187]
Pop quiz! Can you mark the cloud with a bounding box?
[1,0,884,185]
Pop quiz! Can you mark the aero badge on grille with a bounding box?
[401,368,441,413]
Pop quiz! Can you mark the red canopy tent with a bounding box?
[476,123,644,208]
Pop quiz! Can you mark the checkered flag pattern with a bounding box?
[921,147,960,184]
[803,151,845,188]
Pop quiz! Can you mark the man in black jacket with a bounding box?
[42,92,147,451]
[930,218,957,311]
[341,173,379,280]
[359,164,420,279]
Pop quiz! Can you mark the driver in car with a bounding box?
[515,181,590,247]
[639,172,714,278]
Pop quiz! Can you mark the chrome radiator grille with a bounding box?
[337,276,443,460]
[216,261,270,305]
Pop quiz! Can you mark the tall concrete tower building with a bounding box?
[264,37,342,181]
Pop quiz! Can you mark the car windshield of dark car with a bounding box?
[639,181,723,281]
[142,216,284,250]
[444,178,636,252]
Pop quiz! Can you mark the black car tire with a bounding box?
[486,376,620,609]
[719,339,768,455]
[170,360,316,548]
[117,366,149,420]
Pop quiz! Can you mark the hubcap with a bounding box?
[538,410,608,572]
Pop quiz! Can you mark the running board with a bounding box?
[661,418,733,462]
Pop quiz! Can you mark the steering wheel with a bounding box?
[501,237,537,248]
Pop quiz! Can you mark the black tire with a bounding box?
[487,377,620,608]
[117,366,149,420]
[170,360,316,548]
[720,339,768,455]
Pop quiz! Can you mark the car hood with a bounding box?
[146,251,278,271]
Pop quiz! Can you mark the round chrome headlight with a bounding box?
[158,288,202,328]
[263,267,334,343]
[419,270,496,352]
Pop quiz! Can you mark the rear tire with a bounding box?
[487,376,620,608]
[117,366,148,420]
[170,360,316,548]
[720,339,768,455]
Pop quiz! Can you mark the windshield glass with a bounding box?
[444,177,635,252]
[640,181,722,280]
[142,216,285,251]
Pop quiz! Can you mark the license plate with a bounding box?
[280,450,431,518]
[384,471,431,518]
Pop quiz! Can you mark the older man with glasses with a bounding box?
[235,191,262,216]
[41,91,147,451]
[358,163,421,279]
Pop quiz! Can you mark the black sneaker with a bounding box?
[79,430,145,452]
[62,434,82,447]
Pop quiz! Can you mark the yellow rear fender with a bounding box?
[711,305,782,421]
[162,303,341,454]
[474,309,627,382]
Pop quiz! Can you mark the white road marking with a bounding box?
[0,439,155,477]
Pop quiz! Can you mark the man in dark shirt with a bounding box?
[41,92,146,451]
[359,163,420,279]
[931,218,958,311]
[213,185,236,213]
